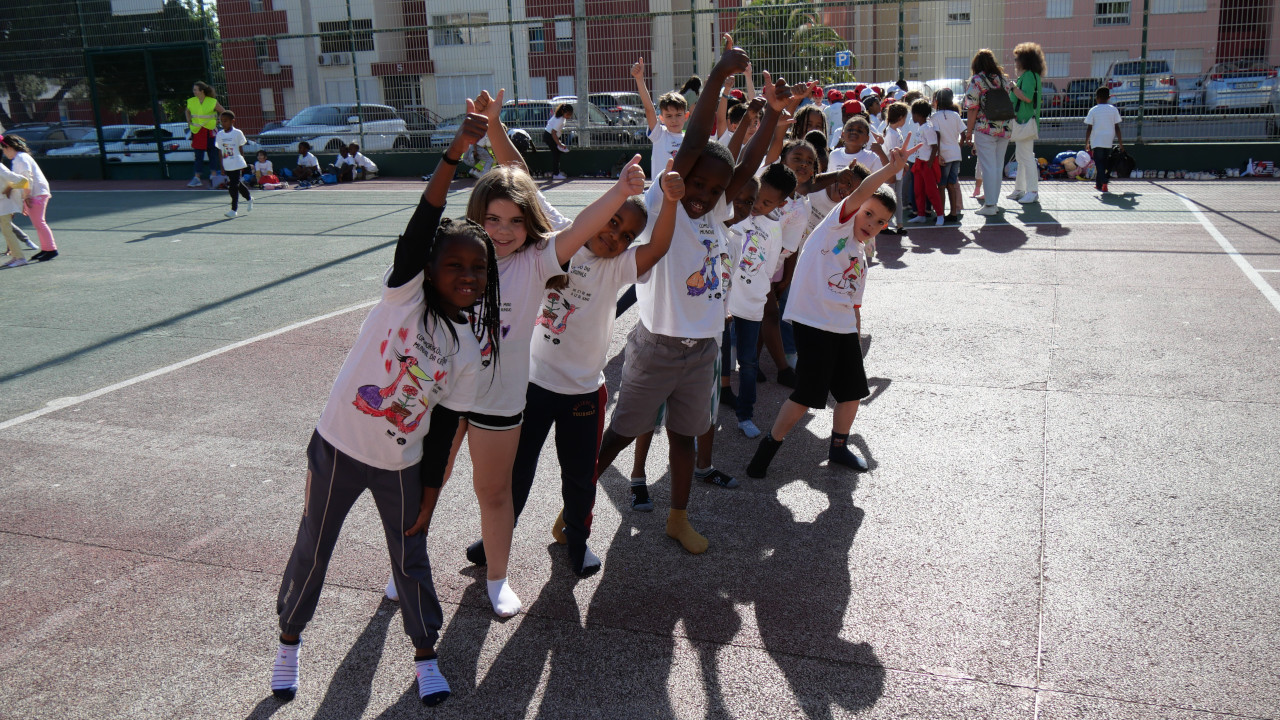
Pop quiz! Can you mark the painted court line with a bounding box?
[0,299,378,432]
[1175,193,1280,316]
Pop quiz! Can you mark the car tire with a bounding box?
[393,136,410,150]
[326,139,346,152]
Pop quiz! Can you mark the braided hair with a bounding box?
[426,217,502,367]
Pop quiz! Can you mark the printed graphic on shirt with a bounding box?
[468,309,512,368]
[737,227,769,282]
[536,291,579,340]
[685,211,731,301]
[351,327,449,443]
[822,236,863,293]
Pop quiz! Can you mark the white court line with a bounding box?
[905,219,1200,229]
[0,299,377,432]
[1175,193,1280,316]
[1257,269,1280,273]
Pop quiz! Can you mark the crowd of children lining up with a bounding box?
[267,36,1031,707]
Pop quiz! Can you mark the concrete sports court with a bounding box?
[1,177,1278,719]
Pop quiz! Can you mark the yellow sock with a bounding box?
[665,509,708,554]
[551,510,567,545]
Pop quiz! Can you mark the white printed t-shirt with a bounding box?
[830,148,883,174]
[11,153,50,197]
[804,188,841,249]
[316,268,481,470]
[932,109,964,163]
[647,125,683,182]
[915,121,940,163]
[471,239,565,416]
[1085,103,1123,149]
[215,128,248,171]
[783,201,867,335]
[882,126,904,180]
[297,152,320,168]
[636,179,730,339]
[530,246,641,395]
[727,212,785,321]
[253,159,273,175]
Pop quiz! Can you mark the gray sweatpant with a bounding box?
[276,430,443,649]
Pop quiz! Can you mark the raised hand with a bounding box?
[474,88,504,125]
[616,154,645,195]
[887,132,924,169]
[659,157,684,202]
[762,70,792,112]
[630,57,645,80]
[723,74,736,92]
[747,96,766,115]
[455,98,488,146]
[714,33,750,76]
[786,81,810,110]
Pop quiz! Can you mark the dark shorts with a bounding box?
[941,161,960,186]
[464,410,524,432]
[789,322,870,409]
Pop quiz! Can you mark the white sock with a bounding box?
[486,577,521,617]
[582,547,601,572]
[415,657,451,706]
[385,573,398,602]
[271,638,300,698]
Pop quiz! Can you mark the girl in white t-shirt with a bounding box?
[446,88,646,617]
[252,150,273,187]
[544,103,572,180]
[271,109,498,708]
[1,134,58,262]
[214,111,252,218]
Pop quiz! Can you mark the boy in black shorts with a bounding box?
[746,134,918,478]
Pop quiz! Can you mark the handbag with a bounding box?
[1009,73,1040,141]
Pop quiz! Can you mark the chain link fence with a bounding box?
[2,0,1277,168]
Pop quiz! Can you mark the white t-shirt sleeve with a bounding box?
[537,191,573,232]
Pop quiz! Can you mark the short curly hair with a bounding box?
[1013,42,1046,76]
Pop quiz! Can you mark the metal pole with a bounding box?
[574,0,590,148]
[143,50,170,180]
[85,52,109,180]
[1137,0,1150,143]
[897,0,905,83]
[346,0,365,148]
[508,0,520,102]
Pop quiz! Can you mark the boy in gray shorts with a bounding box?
[594,40,792,553]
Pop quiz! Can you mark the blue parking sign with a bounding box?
[835,51,852,67]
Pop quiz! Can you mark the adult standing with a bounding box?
[679,76,701,131]
[961,49,1031,216]
[1008,43,1045,204]
[185,81,226,188]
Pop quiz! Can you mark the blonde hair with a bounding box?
[466,165,553,253]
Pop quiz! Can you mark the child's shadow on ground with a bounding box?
[1100,191,1141,211]
[126,219,230,243]
[908,228,969,257]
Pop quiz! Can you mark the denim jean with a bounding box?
[731,317,762,421]
[777,285,796,357]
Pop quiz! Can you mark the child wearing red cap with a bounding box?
[824,89,846,144]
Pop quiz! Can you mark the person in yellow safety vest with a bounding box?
[185,81,227,188]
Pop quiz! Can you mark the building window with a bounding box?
[947,1,972,24]
[432,13,490,47]
[255,37,271,63]
[1046,0,1072,18]
[1094,1,1130,25]
[554,17,573,52]
[1092,50,1129,78]
[319,19,374,53]
[528,26,545,53]
[436,73,495,107]
[1150,48,1204,75]
[260,87,276,120]
[248,0,264,11]
[945,56,969,79]
[909,34,919,51]
[1152,0,1206,13]
[1045,52,1070,77]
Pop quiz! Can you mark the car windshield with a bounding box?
[286,107,349,126]
[1112,61,1169,76]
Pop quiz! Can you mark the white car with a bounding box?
[1201,61,1278,112]
[45,125,152,162]
[256,104,409,154]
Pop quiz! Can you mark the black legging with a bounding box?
[543,130,563,175]
[227,168,252,211]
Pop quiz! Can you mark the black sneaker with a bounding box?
[35,250,57,262]
[944,214,960,223]
[29,251,47,262]
[719,387,738,408]
[776,367,797,388]
[698,468,739,489]
[465,539,487,566]
[630,483,654,512]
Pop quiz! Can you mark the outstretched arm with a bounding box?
[553,155,646,265]
[841,132,922,214]
[475,89,527,174]
[727,96,764,159]
[632,57,658,132]
[424,99,487,207]
[725,70,792,203]
[635,159,683,276]
[674,34,749,179]
[716,75,735,139]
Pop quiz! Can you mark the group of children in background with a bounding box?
[265,36,927,709]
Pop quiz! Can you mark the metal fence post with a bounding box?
[346,0,365,149]
[1137,0,1150,143]
[575,0,590,147]
[897,0,905,83]
[508,0,520,103]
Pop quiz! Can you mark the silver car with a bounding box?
[257,104,409,153]
[1201,61,1278,112]
[1103,59,1178,111]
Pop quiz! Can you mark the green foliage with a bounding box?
[731,0,853,86]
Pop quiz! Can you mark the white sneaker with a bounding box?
[1017,191,1039,204]
[906,215,929,224]
[935,215,945,226]
[385,574,399,602]
[187,177,203,188]
[738,420,762,438]
[553,173,567,180]
[2,257,29,269]
[246,200,254,213]
[1007,190,1024,200]
[225,210,238,218]
[975,204,999,216]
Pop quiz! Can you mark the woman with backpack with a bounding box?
[1008,43,1046,204]
[960,49,1033,216]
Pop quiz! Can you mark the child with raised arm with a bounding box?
[594,37,792,554]
[270,107,499,707]
[746,135,920,479]
[632,56,689,180]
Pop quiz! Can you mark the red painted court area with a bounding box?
[1,179,1278,719]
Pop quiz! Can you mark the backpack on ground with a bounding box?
[982,75,1016,122]
[1109,150,1137,178]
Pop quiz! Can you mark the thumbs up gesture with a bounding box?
[659,157,684,202]
[616,154,646,195]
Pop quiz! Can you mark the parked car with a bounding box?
[553,94,647,129]
[0,122,95,155]
[399,106,438,148]
[117,122,260,163]
[256,103,410,153]
[45,124,152,162]
[828,80,936,102]
[1103,59,1178,112]
[1175,77,1203,111]
[924,78,967,100]
[1201,61,1278,112]
[430,99,641,148]
[1038,80,1066,116]
[1064,78,1103,111]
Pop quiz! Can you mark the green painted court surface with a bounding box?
[2,178,1279,719]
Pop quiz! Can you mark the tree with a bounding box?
[730,0,854,86]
